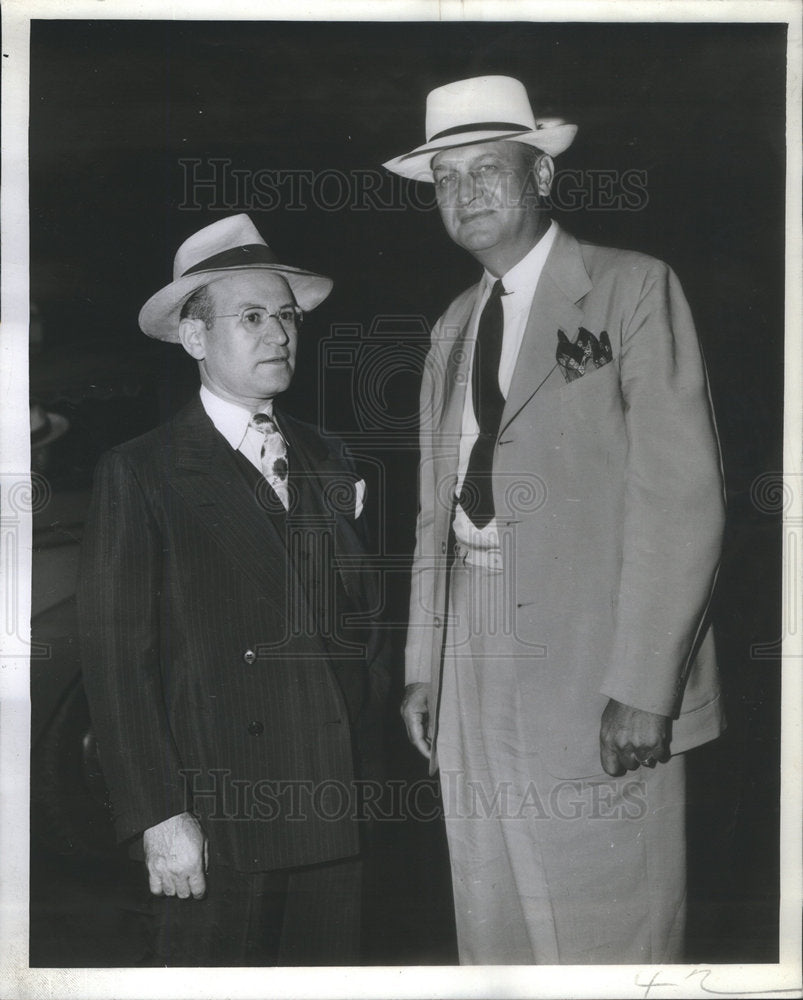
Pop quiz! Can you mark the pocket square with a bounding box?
[556,327,613,383]
[355,478,366,519]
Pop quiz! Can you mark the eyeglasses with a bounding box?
[214,305,304,333]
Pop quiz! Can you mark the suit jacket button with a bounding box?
[434,617,441,628]
[247,721,264,736]
[440,541,447,554]
[243,649,256,665]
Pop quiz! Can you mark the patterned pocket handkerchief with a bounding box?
[556,327,613,383]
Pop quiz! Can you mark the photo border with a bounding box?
[2,1,800,997]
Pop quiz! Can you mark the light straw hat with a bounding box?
[139,214,333,342]
[383,76,577,182]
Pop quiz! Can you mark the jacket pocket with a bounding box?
[557,359,621,407]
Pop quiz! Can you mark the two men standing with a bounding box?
[387,76,725,964]
[78,74,724,967]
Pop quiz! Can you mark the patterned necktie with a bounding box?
[249,413,289,511]
[459,279,506,529]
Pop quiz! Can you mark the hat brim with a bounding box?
[138,263,333,343]
[383,125,578,182]
[31,411,70,449]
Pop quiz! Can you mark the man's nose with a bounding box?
[263,315,289,343]
[456,171,479,206]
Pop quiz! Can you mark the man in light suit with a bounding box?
[77,214,388,965]
[385,76,725,964]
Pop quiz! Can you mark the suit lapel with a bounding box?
[280,413,367,610]
[500,226,591,435]
[431,289,482,500]
[440,289,481,436]
[167,397,291,615]
[167,398,370,646]
[432,227,593,456]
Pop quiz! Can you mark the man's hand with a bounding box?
[599,698,671,777]
[400,682,432,760]
[143,812,208,900]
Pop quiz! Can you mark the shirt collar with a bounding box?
[483,219,558,302]
[199,385,274,451]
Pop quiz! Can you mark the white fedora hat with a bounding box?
[139,214,333,342]
[383,75,577,183]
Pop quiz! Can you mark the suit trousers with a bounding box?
[150,855,362,966]
[437,556,686,964]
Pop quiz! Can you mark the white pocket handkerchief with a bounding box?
[355,479,366,519]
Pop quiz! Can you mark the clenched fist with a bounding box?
[599,698,671,777]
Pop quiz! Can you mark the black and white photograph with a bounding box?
[1,1,800,997]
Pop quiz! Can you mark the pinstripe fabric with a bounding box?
[77,395,389,873]
[152,857,362,966]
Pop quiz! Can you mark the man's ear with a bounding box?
[533,153,555,197]
[178,317,208,361]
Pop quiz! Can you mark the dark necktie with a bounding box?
[459,279,506,529]
[249,412,289,510]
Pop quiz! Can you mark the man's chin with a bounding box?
[259,372,293,396]
[456,229,500,253]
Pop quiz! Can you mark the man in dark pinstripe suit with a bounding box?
[77,215,389,965]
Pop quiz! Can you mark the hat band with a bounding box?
[182,243,279,277]
[428,121,530,142]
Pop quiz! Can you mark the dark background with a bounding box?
[29,19,785,966]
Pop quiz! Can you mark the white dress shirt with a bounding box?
[199,386,365,518]
[200,384,276,473]
[454,220,558,554]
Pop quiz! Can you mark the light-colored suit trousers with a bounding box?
[437,555,686,965]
